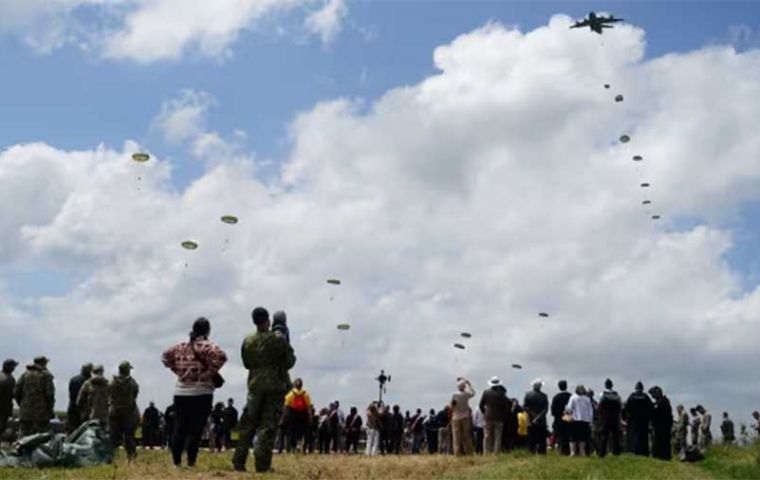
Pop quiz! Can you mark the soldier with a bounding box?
[689,407,701,447]
[67,363,93,433]
[109,361,139,463]
[14,356,55,437]
[77,364,109,423]
[648,386,672,461]
[696,405,712,449]
[0,359,19,444]
[232,307,296,473]
[673,405,689,454]
[720,412,735,444]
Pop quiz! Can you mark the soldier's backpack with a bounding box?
[680,445,705,462]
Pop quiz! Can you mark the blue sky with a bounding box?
[3,1,760,417]
[2,0,759,290]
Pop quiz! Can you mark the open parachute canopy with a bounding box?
[181,241,198,250]
[604,84,610,89]
[220,215,238,225]
[538,312,549,318]
[641,183,651,188]
[453,343,465,350]
[619,134,631,143]
[632,155,643,161]
[460,332,472,339]
[327,279,341,285]
[511,364,523,370]
[337,323,350,331]
[615,94,624,102]
[131,153,150,163]
[652,215,661,220]
[643,200,652,205]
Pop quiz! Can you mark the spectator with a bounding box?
[551,380,572,455]
[523,379,549,454]
[424,408,439,454]
[365,402,381,456]
[479,376,509,454]
[318,408,332,454]
[597,379,622,457]
[345,406,363,454]
[565,385,593,457]
[436,405,451,454]
[623,381,652,456]
[142,402,160,449]
[472,404,484,454]
[696,405,712,450]
[390,405,404,454]
[451,378,476,456]
[209,402,225,453]
[409,408,425,454]
[720,412,735,444]
[161,317,227,468]
[648,386,672,461]
[222,398,238,450]
[284,378,313,453]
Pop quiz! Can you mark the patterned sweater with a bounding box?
[162,338,227,396]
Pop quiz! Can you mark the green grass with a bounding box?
[1,444,758,479]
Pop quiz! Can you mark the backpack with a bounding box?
[290,392,308,412]
[680,445,705,463]
[517,412,529,436]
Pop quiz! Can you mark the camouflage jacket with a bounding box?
[240,330,296,392]
[77,376,110,422]
[109,375,139,414]
[0,372,16,417]
[14,365,55,422]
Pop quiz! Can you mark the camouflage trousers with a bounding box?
[110,411,137,461]
[18,421,50,438]
[232,386,285,472]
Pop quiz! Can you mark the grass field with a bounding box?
[1,444,758,479]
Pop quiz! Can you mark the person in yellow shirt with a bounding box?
[283,378,313,453]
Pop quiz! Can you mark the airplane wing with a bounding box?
[570,20,590,29]
[602,17,624,23]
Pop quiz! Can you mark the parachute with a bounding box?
[538,312,549,318]
[327,279,341,285]
[453,343,465,350]
[181,241,198,250]
[641,183,650,188]
[652,215,661,220]
[336,323,350,331]
[615,94,624,102]
[604,84,610,89]
[619,134,631,143]
[642,200,652,205]
[632,155,643,161]
[460,332,472,339]
[131,153,150,163]
[220,215,238,225]
[511,364,523,370]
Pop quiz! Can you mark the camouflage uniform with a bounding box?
[673,408,688,453]
[14,359,55,437]
[233,329,296,472]
[0,360,18,440]
[109,362,139,461]
[77,367,110,424]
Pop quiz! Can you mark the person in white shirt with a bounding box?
[472,403,485,454]
[565,385,594,457]
[451,378,476,455]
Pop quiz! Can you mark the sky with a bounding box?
[2,0,760,431]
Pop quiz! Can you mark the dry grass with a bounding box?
[1,444,758,480]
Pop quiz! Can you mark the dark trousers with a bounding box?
[474,427,484,454]
[598,422,622,457]
[110,411,137,460]
[318,429,331,453]
[171,395,212,466]
[426,430,438,453]
[288,415,308,452]
[277,424,288,453]
[390,432,403,454]
[554,420,570,455]
[652,426,672,460]
[346,431,360,453]
[142,425,158,448]
[528,425,547,454]
[379,430,388,454]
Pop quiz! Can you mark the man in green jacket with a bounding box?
[14,356,55,437]
[233,307,296,473]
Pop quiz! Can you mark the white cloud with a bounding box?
[0,0,349,62]
[4,16,760,426]
[305,0,347,45]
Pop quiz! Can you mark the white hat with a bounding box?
[489,376,501,387]
[531,378,544,389]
